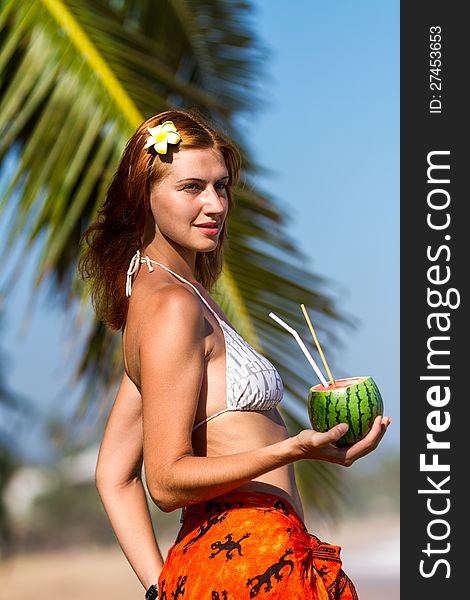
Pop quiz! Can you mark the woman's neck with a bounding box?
[143,242,197,282]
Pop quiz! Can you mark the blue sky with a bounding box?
[244,0,400,452]
[0,0,399,462]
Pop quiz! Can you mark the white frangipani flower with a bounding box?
[144,121,182,154]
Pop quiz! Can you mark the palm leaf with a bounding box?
[0,0,354,515]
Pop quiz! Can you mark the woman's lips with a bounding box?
[195,224,220,236]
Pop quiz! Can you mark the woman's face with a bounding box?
[149,147,230,254]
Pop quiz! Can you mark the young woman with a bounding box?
[79,109,391,599]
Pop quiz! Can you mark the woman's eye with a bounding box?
[182,182,228,192]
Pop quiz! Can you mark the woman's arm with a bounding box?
[140,285,391,512]
[95,370,164,591]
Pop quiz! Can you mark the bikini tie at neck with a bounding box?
[125,249,154,297]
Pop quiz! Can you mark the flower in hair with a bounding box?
[144,121,181,154]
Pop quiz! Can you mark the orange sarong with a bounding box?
[158,490,358,599]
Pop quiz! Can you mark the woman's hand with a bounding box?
[294,415,392,467]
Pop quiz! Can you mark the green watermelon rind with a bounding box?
[308,376,384,448]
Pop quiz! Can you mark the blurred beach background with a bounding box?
[0,1,399,598]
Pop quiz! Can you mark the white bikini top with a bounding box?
[126,251,284,430]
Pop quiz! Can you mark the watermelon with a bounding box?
[308,376,384,448]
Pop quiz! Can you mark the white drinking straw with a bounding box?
[269,312,328,387]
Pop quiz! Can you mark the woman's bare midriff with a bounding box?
[192,409,305,521]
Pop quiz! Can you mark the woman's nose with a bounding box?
[203,185,226,213]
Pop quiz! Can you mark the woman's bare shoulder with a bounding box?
[138,283,205,347]
[123,282,205,384]
[138,283,207,443]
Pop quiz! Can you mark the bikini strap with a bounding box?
[125,250,223,325]
[192,408,232,431]
[126,250,155,297]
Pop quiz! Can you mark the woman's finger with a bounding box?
[342,415,392,463]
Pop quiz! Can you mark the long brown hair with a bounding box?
[78,109,241,331]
